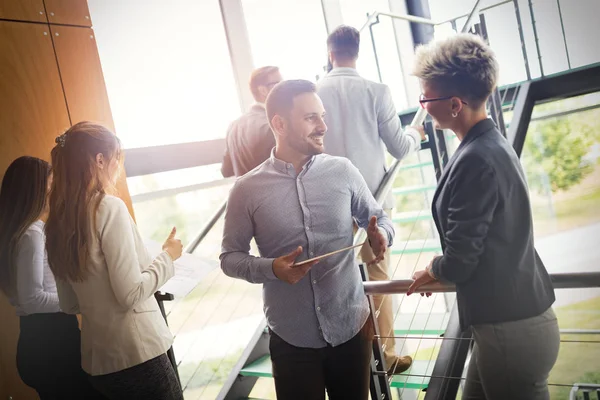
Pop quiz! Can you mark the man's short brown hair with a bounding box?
[327,25,360,61]
[249,66,280,101]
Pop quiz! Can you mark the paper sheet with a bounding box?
[145,240,218,298]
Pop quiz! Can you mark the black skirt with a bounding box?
[88,353,183,400]
[17,312,105,400]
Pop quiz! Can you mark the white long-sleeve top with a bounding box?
[10,220,61,316]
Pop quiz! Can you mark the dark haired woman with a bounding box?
[0,156,104,399]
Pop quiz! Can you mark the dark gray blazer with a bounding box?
[430,119,555,330]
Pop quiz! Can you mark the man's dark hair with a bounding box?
[327,25,360,61]
[265,80,316,126]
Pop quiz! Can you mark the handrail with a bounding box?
[363,271,600,295]
[435,0,512,26]
[184,199,228,254]
[131,177,235,204]
[359,0,510,33]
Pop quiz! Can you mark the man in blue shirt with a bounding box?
[220,79,395,399]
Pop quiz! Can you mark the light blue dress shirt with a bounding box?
[220,152,394,348]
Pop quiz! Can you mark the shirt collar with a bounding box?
[269,148,317,176]
[326,67,360,78]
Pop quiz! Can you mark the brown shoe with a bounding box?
[387,355,413,375]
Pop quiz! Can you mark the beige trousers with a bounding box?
[356,209,396,367]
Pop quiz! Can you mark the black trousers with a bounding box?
[17,312,105,400]
[269,321,373,400]
[88,354,183,400]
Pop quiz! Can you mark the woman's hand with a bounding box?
[407,259,437,296]
[162,227,183,261]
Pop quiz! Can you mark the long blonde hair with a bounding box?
[0,157,51,297]
[46,122,122,282]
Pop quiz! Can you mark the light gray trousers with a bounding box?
[462,307,560,400]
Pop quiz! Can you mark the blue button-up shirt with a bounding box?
[220,152,394,348]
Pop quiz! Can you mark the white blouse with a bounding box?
[10,220,60,316]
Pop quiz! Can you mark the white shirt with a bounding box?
[317,67,421,207]
[57,195,175,375]
[10,220,60,316]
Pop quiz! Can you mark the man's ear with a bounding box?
[96,153,105,169]
[271,115,286,137]
[257,85,269,102]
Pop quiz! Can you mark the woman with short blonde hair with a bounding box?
[408,34,559,400]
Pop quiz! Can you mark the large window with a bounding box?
[429,0,600,84]
[88,0,240,149]
[241,0,328,82]
[428,0,530,85]
[339,0,410,110]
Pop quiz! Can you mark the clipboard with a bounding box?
[293,241,365,267]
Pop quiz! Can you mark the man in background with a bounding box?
[221,66,282,177]
[317,25,425,374]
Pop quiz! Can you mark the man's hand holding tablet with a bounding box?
[272,246,319,284]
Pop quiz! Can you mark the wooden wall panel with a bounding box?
[49,24,134,215]
[0,0,47,23]
[44,0,91,27]
[0,20,70,400]
[0,20,70,179]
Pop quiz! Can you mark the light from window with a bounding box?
[88,0,240,149]
[241,0,328,82]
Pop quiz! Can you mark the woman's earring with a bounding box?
[452,112,458,118]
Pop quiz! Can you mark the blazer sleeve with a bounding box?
[376,85,421,159]
[98,196,175,310]
[431,154,499,283]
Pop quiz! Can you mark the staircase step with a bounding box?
[392,184,437,196]
[240,356,434,390]
[392,211,432,224]
[393,312,450,336]
[398,161,433,171]
[239,355,272,378]
[391,239,441,255]
[390,359,435,389]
